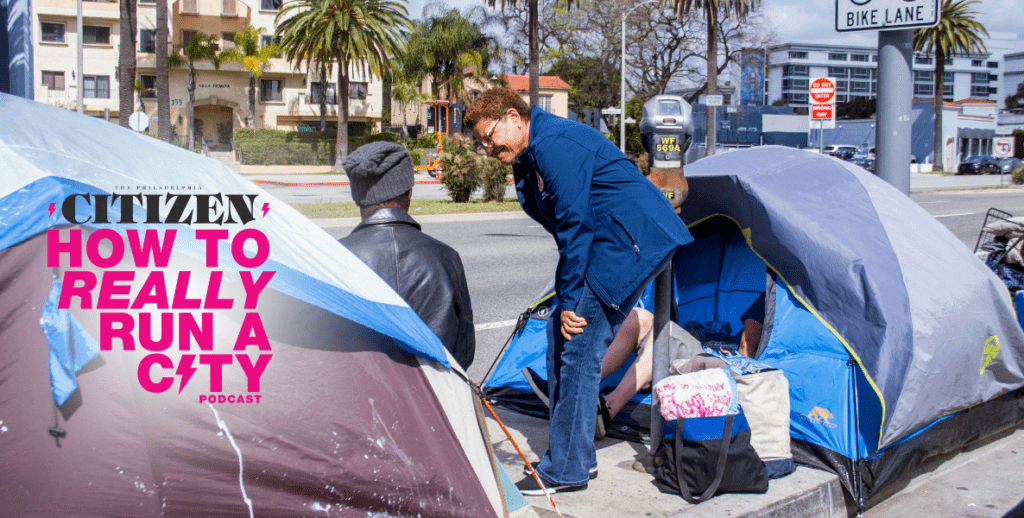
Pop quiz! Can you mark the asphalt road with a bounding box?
[313,175,1024,383]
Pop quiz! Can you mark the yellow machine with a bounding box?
[414,100,450,177]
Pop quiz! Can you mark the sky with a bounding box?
[405,0,1024,51]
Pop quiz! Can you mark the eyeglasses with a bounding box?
[475,116,503,155]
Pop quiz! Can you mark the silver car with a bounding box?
[998,157,1022,174]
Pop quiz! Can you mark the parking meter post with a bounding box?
[648,261,674,460]
[640,95,693,211]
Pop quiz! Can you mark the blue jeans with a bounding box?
[535,282,633,485]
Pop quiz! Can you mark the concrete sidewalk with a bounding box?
[485,405,1024,518]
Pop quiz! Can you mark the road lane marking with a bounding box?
[934,212,975,218]
[476,319,520,331]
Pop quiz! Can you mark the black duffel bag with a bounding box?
[653,411,769,504]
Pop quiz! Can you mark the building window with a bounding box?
[182,0,198,13]
[914,70,933,82]
[851,54,869,62]
[788,51,808,59]
[850,68,870,80]
[987,61,999,69]
[971,85,991,97]
[851,81,870,93]
[828,52,848,61]
[139,0,155,4]
[41,22,65,43]
[83,75,110,99]
[971,59,983,67]
[41,71,65,90]
[539,95,553,112]
[828,67,847,77]
[789,93,808,104]
[140,75,156,98]
[310,82,336,104]
[222,0,237,15]
[260,35,280,47]
[140,29,156,53]
[260,79,283,102]
[836,94,848,103]
[989,74,998,82]
[836,80,848,91]
[261,0,282,10]
[222,32,236,49]
[181,30,197,46]
[782,65,809,77]
[872,54,878,62]
[349,82,367,99]
[972,72,990,84]
[944,71,954,82]
[914,83,934,96]
[781,78,808,91]
[914,55,933,65]
[989,86,998,95]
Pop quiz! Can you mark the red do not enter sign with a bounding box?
[810,78,836,103]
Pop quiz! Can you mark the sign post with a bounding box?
[810,77,836,153]
[994,136,1016,188]
[705,95,723,157]
[835,0,938,196]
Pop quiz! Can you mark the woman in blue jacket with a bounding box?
[466,88,693,495]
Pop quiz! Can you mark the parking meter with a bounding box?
[639,95,693,212]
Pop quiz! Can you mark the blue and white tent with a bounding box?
[0,94,523,517]
[485,146,1024,509]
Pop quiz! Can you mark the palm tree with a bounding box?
[276,0,411,170]
[169,32,224,151]
[118,0,138,128]
[156,0,171,141]
[404,7,498,102]
[485,0,573,106]
[670,0,758,156]
[220,26,281,128]
[914,0,988,172]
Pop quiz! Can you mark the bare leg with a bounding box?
[602,308,654,418]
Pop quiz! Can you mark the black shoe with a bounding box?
[595,395,613,440]
[522,461,598,480]
[515,475,588,496]
[522,367,549,408]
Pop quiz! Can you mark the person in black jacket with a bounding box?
[339,142,476,370]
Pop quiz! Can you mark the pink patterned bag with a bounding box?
[653,368,738,421]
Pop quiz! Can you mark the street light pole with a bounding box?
[620,0,658,153]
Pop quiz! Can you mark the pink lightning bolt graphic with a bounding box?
[262,203,270,218]
[48,203,56,217]
[176,355,198,394]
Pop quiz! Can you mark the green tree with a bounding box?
[670,0,759,157]
[391,68,430,135]
[914,0,988,172]
[404,6,499,102]
[276,0,411,170]
[169,32,225,151]
[220,26,281,129]
[1004,82,1024,112]
[837,98,876,119]
[486,0,576,106]
[546,56,620,124]
[119,0,138,128]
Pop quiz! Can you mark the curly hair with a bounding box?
[464,88,532,131]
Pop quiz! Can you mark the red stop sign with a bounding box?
[810,78,836,103]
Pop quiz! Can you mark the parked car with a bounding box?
[849,157,876,173]
[824,144,858,157]
[998,157,1022,174]
[834,148,858,160]
[957,155,1001,175]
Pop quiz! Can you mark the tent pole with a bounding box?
[849,357,866,515]
[648,255,675,460]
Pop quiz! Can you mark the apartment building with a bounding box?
[764,33,1024,111]
[32,0,384,148]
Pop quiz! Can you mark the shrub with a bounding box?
[1012,164,1024,185]
[365,132,402,144]
[481,158,511,202]
[438,135,482,203]
[234,128,337,165]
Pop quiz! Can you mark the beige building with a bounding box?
[390,73,571,135]
[32,0,385,148]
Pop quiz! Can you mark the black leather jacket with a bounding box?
[340,208,475,369]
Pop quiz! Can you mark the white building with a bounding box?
[765,33,1024,111]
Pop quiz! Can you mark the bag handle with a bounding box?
[673,414,735,504]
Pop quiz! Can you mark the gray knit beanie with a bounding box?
[343,141,415,207]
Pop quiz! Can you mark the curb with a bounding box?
[252,179,442,187]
